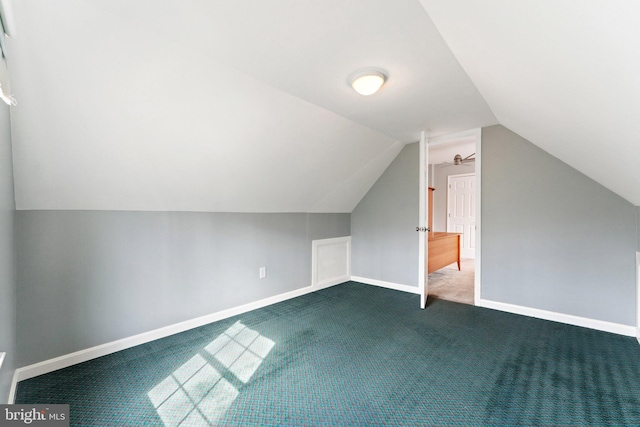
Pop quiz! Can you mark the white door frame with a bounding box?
[419,132,429,308]
[421,128,482,304]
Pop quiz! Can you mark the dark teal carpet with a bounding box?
[15,282,640,426]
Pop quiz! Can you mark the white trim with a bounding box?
[311,236,351,289]
[351,276,421,294]
[418,131,428,308]
[474,129,482,304]
[479,298,636,336]
[314,276,350,291]
[10,281,348,387]
[10,237,352,394]
[0,352,4,370]
[428,128,479,147]
[9,277,633,402]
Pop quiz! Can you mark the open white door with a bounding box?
[418,131,429,308]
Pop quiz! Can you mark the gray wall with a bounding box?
[430,161,475,232]
[482,125,636,325]
[0,103,15,403]
[16,211,349,366]
[351,142,419,287]
[637,207,640,251]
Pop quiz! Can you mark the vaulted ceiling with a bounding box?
[6,0,639,211]
[421,0,640,206]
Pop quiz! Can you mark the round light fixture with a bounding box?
[349,70,386,96]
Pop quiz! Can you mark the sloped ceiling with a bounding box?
[420,0,640,206]
[429,139,475,166]
[7,0,496,212]
[10,1,637,212]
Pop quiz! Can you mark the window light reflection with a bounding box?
[147,321,275,426]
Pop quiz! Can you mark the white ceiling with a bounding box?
[7,0,496,212]
[420,0,640,205]
[429,138,475,165]
[6,0,640,211]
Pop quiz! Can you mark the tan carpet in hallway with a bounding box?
[428,258,475,305]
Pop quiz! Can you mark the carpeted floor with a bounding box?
[428,258,475,305]
[15,282,640,426]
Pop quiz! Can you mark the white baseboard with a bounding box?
[315,275,351,291]
[351,276,420,294]
[9,281,351,401]
[10,278,632,404]
[479,298,636,337]
[9,236,353,402]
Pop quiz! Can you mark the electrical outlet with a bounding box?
[259,267,266,279]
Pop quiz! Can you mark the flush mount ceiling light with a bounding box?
[349,70,386,96]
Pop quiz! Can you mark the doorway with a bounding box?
[419,129,481,307]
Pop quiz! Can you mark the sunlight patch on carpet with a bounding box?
[148,321,274,426]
